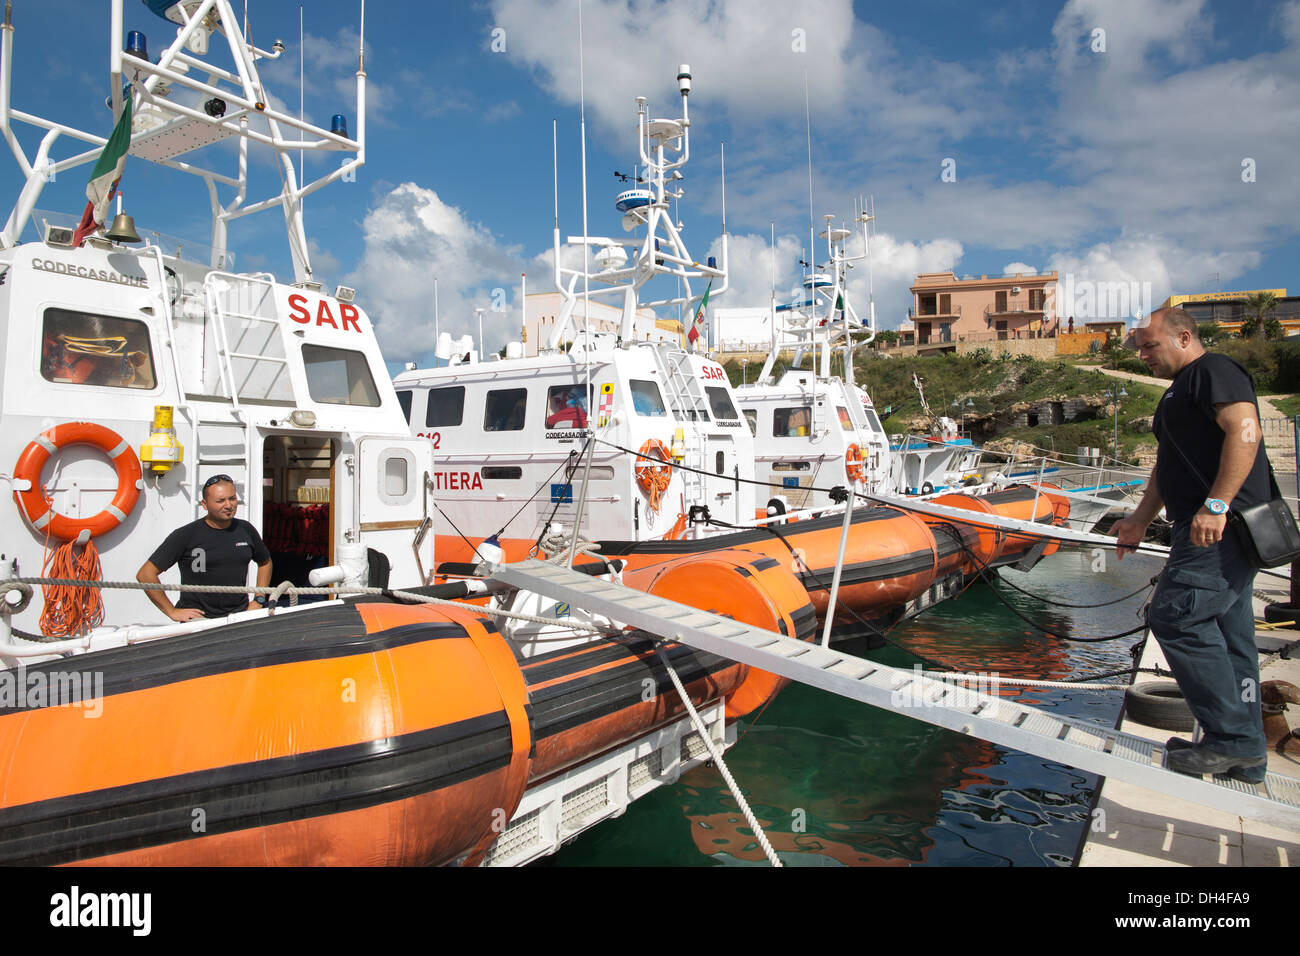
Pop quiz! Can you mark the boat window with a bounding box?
[743,409,758,435]
[40,307,157,389]
[705,386,738,420]
[863,408,884,433]
[629,379,667,417]
[773,406,812,437]
[375,447,415,506]
[545,383,591,429]
[302,344,381,406]
[836,406,854,432]
[426,386,464,427]
[396,390,413,422]
[482,466,523,480]
[484,388,528,431]
[772,461,811,472]
[716,451,725,474]
[564,462,615,481]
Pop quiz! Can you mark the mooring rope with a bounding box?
[654,643,782,868]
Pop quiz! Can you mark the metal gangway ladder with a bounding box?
[491,558,1300,831]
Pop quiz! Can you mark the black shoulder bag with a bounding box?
[1164,432,1300,569]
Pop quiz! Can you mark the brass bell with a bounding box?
[105,213,142,244]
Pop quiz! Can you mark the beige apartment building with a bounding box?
[521,292,682,356]
[909,271,1061,352]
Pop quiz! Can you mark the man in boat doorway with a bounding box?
[1113,307,1269,782]
[137,474,273,620]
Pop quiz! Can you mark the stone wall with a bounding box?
[954,338,1058,360]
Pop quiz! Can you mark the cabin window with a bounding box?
[743,409,757,435]
[545,384,591,429]
[705,386,738,420]
[773,406,812,437]
[772,461,811,472]
[863,408,884,433]
[302,344,381,406]
[836,407,854,432]
[482,466,523,480]
[396,390,413,422]
[629,379,667,417]
[426,386,464,427]
[377,449,415,505]
[716,451,725,474]
[484,388,527,431]
[40,307,157,389]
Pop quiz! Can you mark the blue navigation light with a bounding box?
[707,256,716,269]
[126,30,149,60]
[331,114,349,137]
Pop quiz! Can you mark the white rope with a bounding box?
[654,643,782,868]
[7,577,613,635]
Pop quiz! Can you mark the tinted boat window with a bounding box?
[396,390,413,422]
[485,388,527,431]
[837,406,854,432]
[40,307,157,390]
[426,386,465,427]
[545,384,591,428]
[629,380,667,417]
[743,409,758,435]
[302,344,381,406]
[773,406,812,437]
[706,386,738,420]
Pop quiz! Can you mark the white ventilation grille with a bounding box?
[561,776,610,830]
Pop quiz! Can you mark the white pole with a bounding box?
[820,496,856,647]
[433,277,440,367]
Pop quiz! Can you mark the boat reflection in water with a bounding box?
[545,548,1165,866]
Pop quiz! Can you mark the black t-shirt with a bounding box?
[148,518,272,618]
[1152,352,1271,522]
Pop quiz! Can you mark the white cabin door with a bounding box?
[355,436,435,586]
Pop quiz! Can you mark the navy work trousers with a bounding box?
[1146,519,1266,757]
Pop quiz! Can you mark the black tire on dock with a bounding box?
[1123,681,1196,732]
[1263,602,1300,626]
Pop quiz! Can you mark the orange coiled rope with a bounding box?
[635,439,673,515]
[39,538,105,638]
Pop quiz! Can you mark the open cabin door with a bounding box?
[355,436,436,586]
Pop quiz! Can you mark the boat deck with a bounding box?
[1079,566,1300,867]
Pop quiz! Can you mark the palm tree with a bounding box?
[1241,291,1278,338]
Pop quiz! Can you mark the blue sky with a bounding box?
[3,0,1298,370]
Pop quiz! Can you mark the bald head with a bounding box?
[1135,307,1204,378]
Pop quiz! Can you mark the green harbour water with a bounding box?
[545,547,1166,867]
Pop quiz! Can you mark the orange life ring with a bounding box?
[13,422,142,541]
[635,439,673,514]
[845,443,866,482]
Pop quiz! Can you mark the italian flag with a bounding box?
[686,280,711,347]
[73,89,133,246]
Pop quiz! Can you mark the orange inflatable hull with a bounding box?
[437,485,1068,642]
[0,552,811,866]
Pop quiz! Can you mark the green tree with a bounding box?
[1196,321,1221,343]
[1265,317,1285,341]
[1239,314,1261,339]
[1241,291,1278,339]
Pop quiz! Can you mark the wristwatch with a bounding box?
[254,595,269,607]
[1204,498,1228,515]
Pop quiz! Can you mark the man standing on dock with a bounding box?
[1114,307,1269,781]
